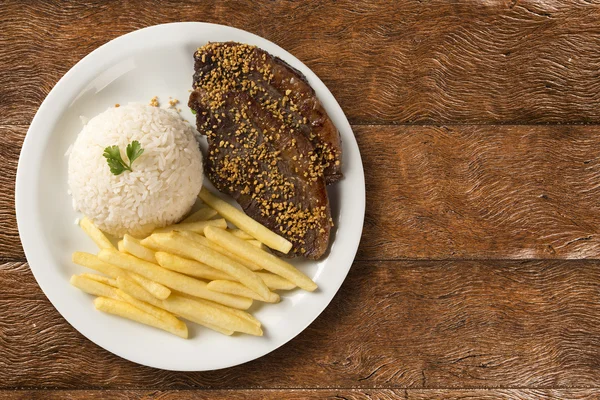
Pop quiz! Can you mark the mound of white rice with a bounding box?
[68,104,203,238]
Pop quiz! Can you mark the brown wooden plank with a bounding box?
[0,262,37,299]
[0,126,22,262]
[359,124,600,260]
[5,124,600,261]
[1,389,599,400]
[407,390,600,400]
[2,0,600,125]
[3,260,600,389]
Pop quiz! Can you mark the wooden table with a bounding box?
[2,1,600,399]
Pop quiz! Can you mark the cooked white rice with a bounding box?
[68,103,203,237]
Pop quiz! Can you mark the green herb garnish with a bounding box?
[103,140,144,175]
[190,108,197,115]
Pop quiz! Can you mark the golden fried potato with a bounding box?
[94,296,188,338]
[199,187,292,253]
[99,249,252,310]
[147,232,272,300]
[204,226,317,291]
[80,217,115,250]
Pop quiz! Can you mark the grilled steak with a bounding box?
[189,42,343,259]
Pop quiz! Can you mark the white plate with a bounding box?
[16,22,365,371]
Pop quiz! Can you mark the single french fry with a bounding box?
[72,252,171,300]
[99,249,252,309]
[73,252,123,277]
[148,232,271,300]
[94,296,188,338]
[228,229,253,240]
[177,231,262,272]
[155,252,232,281]
[199,187,292,253]
[80,217,115,250]
[70,275,118,299]
[127,274,171,300]
[208,280,280,303]
[247,240,267,251]
[183,295,262,328]
[80,273,117,287]
[153,219,227,234]
[117,240,125,252]
[201,323,234,336]
[182,207,218,223]
[140,236,160,251]
[204,226,317,291]
[255,272,296,291]
[115,288,185,331]
[117,277,258,335]
[123,234,157,263]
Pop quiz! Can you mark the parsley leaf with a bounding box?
[190,108,197,115]
[103,141,144,176]
[126,140,144,165]
[103,145,122,161]
[103,145,129,175]
[105,156,127,175]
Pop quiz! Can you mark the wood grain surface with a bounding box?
[2,0,600,125]
[1,389,599,400]
[3,125,600,261]
[4,0,600,398]
[4,259,600,389]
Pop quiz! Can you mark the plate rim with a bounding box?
[15,22,365,371]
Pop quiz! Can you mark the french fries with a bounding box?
[70,275,119,299]
[201,323,235,336]
[80,217,115,250]
[204,226,317,291]
[73,252,128,280]
[72,183,322,340]
[154,249,290,291]
[247,240,267,250]
[117,277,260,335]
[115,289,185,331]
[185,295,262,328]
[123,234,157,263]
[208,280,280,303]
[74,273,175,323]
[127,275,171,301]
[115,277,236,335]
[200,322,234,336]
[94,296,188,338]
[72,252,171,300]
[168,294,262,336]
[147,232,272,301]
[182,207,218,223]
[199,187,292,254]
[177,231,262,272]
[153,219,227,234]
[155,252,232,281]
[80,273,117,287]
[255,272,296,291]
[99,249,252,310]
[228,228,253,240]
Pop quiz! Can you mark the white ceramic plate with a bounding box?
[16,22,365,371]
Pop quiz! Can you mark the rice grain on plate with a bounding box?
[68,104,203,238]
